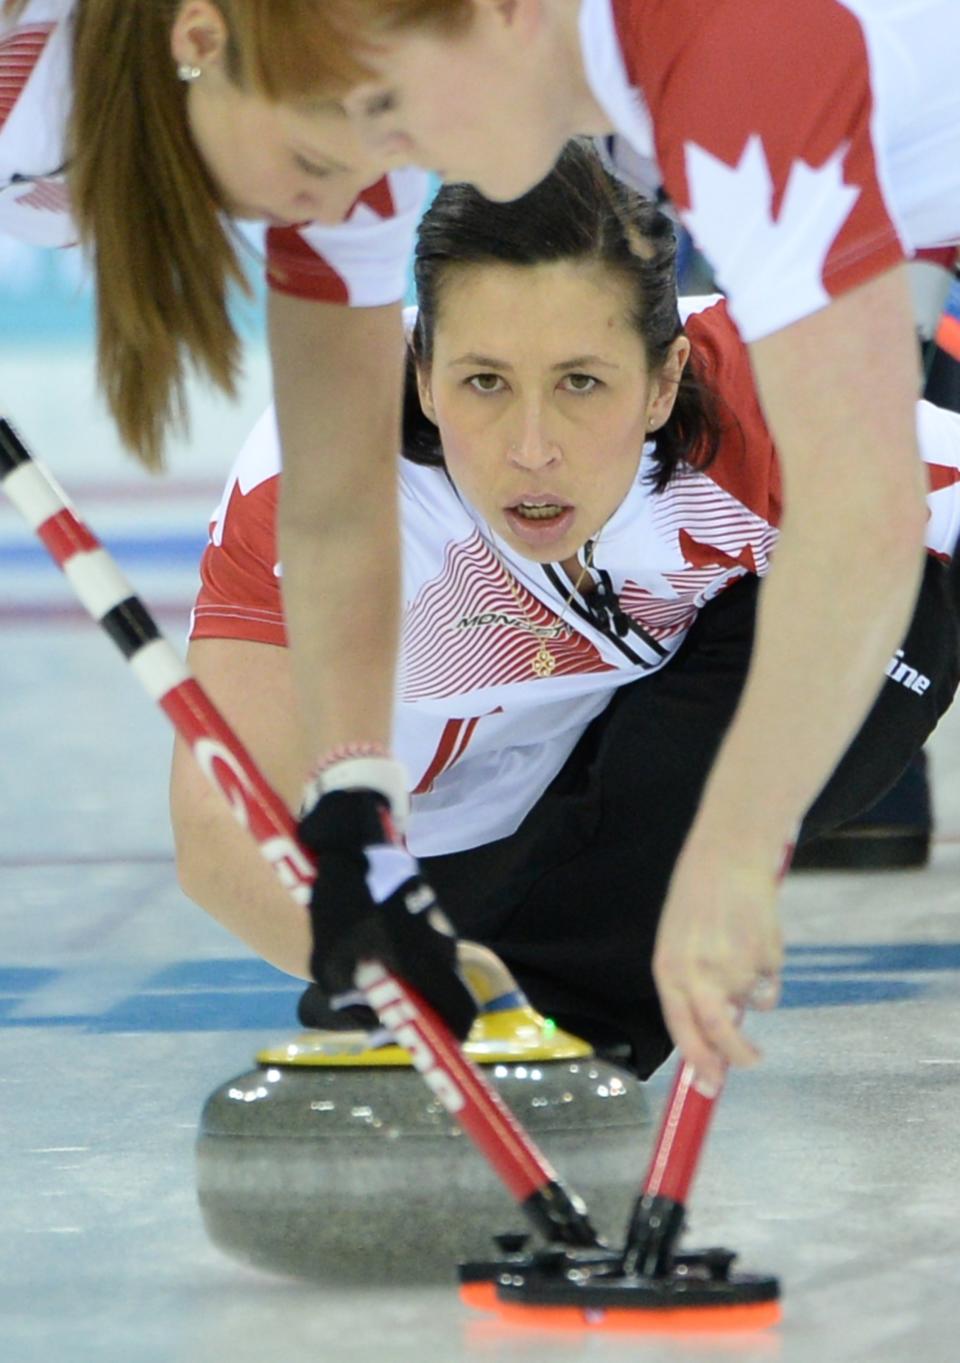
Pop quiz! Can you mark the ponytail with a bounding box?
[68,1,247,470]
[11,0,393,470]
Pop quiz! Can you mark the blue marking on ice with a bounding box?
[0,943,955,1032]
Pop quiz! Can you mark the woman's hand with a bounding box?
[653,834,784,1091]
[299,785,479,1041]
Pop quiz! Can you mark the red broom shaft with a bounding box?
[642,1061,723,1204]
[0,416,574,1218]
[639,842,794,1210]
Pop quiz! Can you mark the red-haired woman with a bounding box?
[0,1,428,969]
[258,0,960,1080]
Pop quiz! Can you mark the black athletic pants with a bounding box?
[423,557,960,1077]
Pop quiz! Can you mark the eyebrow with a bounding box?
[296,97,349,118]
[293,145,351,172]
[447,353,621,371]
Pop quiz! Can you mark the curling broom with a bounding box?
[0,414,780,1332]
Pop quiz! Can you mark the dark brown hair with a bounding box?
[403,140,721,491]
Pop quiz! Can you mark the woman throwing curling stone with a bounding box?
[170,145,960,1078]
[1,2,443,1015]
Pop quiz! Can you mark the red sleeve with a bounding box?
[686,301,782,526]
[190,473,288,648]
[266,225,350,304]
[265,169,427,306]
[616,0,905,339]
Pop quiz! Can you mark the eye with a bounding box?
[294,153,333,178]
[466,373,506,394]
[560,373,600,394]
[364,90,398,118]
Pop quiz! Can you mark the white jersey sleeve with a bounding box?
[0,0,74,248]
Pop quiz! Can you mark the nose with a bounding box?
[507,404,561,471]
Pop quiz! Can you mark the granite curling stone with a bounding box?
[196,953,652,1283]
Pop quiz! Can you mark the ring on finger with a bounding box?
[746,972,778,1007]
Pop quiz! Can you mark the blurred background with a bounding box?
[0,229,272,635]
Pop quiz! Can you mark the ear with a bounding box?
[415,360,439,426]
[170,1,229,71]
[646,335,691,433]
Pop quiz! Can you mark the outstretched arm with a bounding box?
[170,638,314,977]
[270,293,406,764]
[653,265,929,1086]
[170,640,502,996]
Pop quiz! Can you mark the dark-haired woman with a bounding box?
[0,1,430,949]
[170,147,960,1078]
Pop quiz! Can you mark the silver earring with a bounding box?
[177,63,203,82]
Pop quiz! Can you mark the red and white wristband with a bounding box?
[301,742,410,831]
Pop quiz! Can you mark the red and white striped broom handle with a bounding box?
[0,415,570,1217]
[0,412,764,1245]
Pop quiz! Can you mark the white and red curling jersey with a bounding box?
[190,300,960,857]
[0,0,427,302]
[582,0,960,341]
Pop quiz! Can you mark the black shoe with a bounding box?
[792,752,932,871]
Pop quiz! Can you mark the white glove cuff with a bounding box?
[302,756,410,832]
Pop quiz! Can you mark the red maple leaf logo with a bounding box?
[679,529,758,575]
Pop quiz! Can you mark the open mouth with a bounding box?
[504,499,576,546]
[512,503,568,521]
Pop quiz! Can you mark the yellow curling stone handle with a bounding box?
[256,943,593,1068]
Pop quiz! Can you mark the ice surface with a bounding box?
[1,341,958,1363]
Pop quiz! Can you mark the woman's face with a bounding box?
[343,4,578,200]
[185,73,386,226]
[172,3,389,225]
[417,259,688,565]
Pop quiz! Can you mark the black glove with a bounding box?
[298,787,478,1041]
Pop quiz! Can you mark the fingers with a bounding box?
[653,860,785,1086]
[658,979,762,1090]
[743,970,781,1011]
[655,936,783,1087]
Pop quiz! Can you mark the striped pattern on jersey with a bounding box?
[412,715,485,795]
[400,532,614,700]
[615,468,780,638]
[14,174,67,212]
[0,22,52,133]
